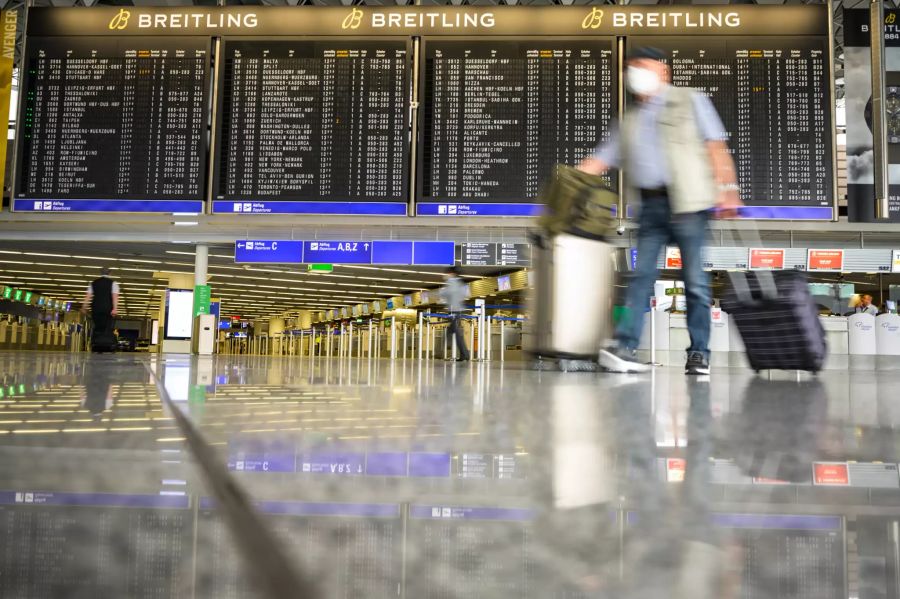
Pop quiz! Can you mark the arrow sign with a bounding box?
[303,241,373,264]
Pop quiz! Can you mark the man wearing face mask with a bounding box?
[579,47,741,376]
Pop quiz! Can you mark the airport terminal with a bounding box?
[0,0,899,596]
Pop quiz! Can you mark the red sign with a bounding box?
[749,248,785,270]
[666,458,686,483]
[813,462,850,486]
[665,247,682,270]
[807,249,844,272]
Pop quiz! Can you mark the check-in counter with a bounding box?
[876,313,900,369]
[820,316,848,370]
[848,313,876,370]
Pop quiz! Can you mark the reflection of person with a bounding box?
[438,266,470,362]
[579,47,741,376]
[82,267,120,346]
[81,360,115,420]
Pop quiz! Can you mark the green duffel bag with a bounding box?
[537,165,617,240]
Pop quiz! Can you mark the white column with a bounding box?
[194,244,208,287]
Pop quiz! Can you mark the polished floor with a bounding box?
[1,351,899,598]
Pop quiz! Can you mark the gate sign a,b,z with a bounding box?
[807,249,844,272]
[303,241,373,264]
[234,240,303,263]
[749,249,785,270]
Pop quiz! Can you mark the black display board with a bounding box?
[211,39,409,216]
[638,36,833,219]
[13,36,209,213]
[0,495,192,597]
[195,502,401,598]
[417,38,616,217]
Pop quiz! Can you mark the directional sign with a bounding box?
[497,243,531,266]
[413,241,455,266]
[372,240,413,265]
[460,243,497,266]
[235,240,303,263]
[303,240,373,264]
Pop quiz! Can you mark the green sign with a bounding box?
[664,287,685,296]
[308,263,334,273]
[24,292,32,303]
[193,284,212,316]
[13,289,22,301]
[2,286,10,299]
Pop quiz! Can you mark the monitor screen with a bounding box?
[165,290,194,340]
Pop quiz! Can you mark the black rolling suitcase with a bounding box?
[720,270,827,373]
[90,315,117,353]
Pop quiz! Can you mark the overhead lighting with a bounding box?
[172,222,199,227]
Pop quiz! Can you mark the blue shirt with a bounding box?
[593,86,728,190]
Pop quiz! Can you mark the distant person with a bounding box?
[856,294,879,317]
[439,266,470,362]
[579,46,741,375]
[82,267,120,352]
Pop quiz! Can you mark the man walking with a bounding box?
[579,47,741,375]
[82,267,120,353]
[439,266,471,362]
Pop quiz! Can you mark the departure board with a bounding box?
[0,493,192,597]
[642,37,833,218]
[212,40,409,214]
[14,37,209,212]
[195,501,400,599]
[418,39,616,215]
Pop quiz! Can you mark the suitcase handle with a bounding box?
[728,271,778,304]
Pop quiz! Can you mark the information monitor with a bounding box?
[417,38,616,216]
[637,36,833,219]
[211,39,409,215]
[14,37,209,213]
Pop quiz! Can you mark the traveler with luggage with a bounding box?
[579,47,741,375]
[439,266,471,362]
[82,267,120,353]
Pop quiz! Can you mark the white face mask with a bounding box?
[626,66,661,97]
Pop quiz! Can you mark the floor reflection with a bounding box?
[1,351,899,597]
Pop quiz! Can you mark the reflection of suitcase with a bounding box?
[528,233,615,370]
[721,270,826,372]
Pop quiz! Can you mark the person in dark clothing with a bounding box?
[82,267,120,352]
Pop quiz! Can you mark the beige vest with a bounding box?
[621,86,717,214]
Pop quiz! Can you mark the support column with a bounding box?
[195,244,209,287]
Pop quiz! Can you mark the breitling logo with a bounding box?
[581,7,603,29]
[108,9,130,30]
[342,8,363,30]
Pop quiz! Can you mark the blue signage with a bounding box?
[200,497,400,518]
[213,201,406,216]
[303,240,372,264]
[413,241,455,266]
[417,203,543,217]
[235,240,304,264]
[410,505,535,521]
[14,199,203,213]
[408,452,452,477]
[0,491,189,509]
[372,240,413,265]
[299,452,365,475]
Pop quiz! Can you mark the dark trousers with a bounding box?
[91,311,115,351]
[446,313,470,360]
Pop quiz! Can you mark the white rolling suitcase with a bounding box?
[527,233,616,371]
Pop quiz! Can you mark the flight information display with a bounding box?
[418,39,616,216]
[14,37,209,213]
[0,492,192,597]
[195,500,401,598]
[643,36,833,219]
[211,40,409,215]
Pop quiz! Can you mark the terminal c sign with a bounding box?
[28,5,828,38]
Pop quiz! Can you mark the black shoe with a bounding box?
[685,351,710,375]
[598,346,650,373]
[456,357,469,362]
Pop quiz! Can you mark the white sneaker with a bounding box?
[598,347,651,373]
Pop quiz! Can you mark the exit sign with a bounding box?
[309,264,334,273]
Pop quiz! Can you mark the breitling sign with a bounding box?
[28,5,826,38]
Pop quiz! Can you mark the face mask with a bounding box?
[626,66,660,96]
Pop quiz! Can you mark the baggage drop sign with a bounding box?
[749,248,785,270]
[807,249,844,272]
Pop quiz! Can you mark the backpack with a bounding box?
[537,165,617,240]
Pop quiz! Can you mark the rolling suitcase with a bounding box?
[720,270,826,373]
[90,315,117,353]
[527,232,616,371]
